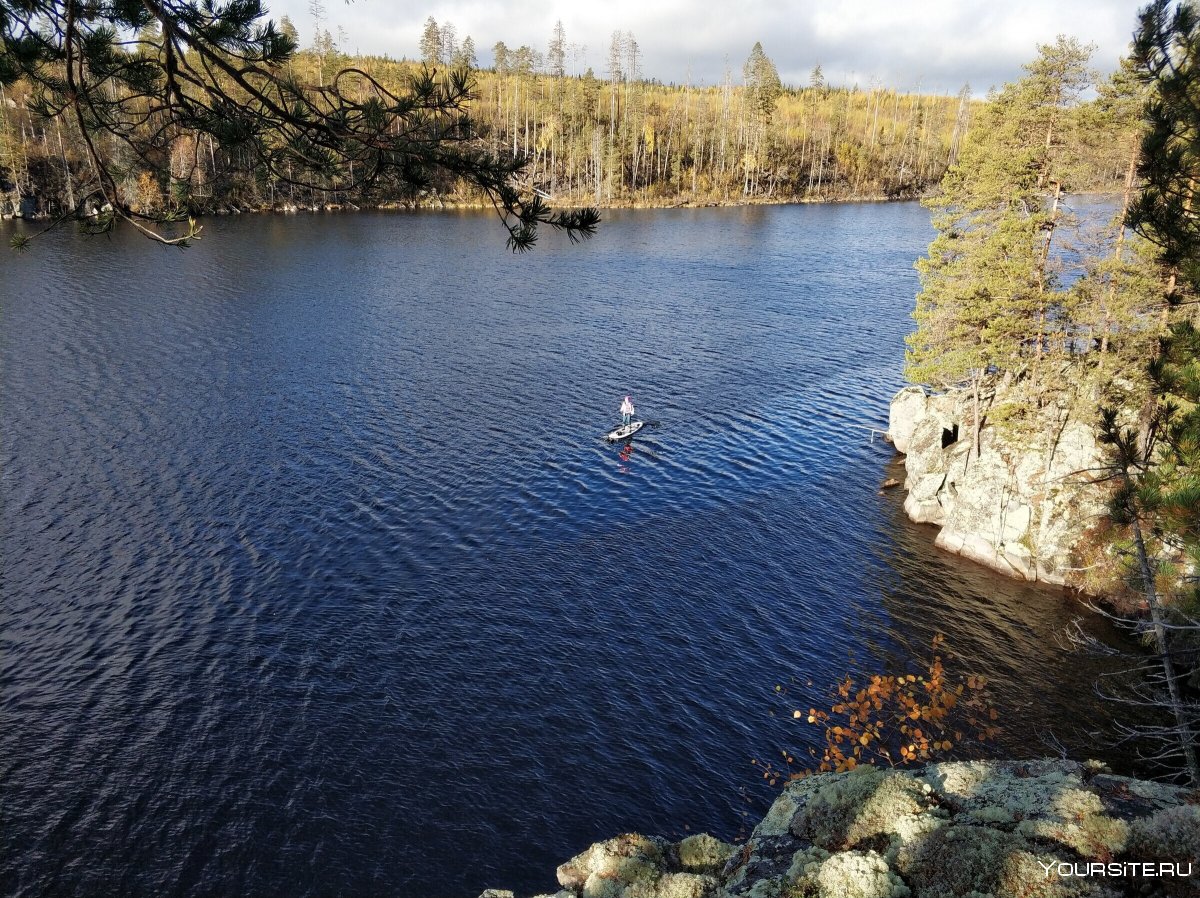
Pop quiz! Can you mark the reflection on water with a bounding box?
[0,206,1141,898]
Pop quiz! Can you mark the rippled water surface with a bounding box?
[2,205,1131,897]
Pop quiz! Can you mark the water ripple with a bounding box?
[2,205,1138,898]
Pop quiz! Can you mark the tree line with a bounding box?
[0,16,1136,225]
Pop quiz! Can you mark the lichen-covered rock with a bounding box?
[628,872,718,898]
[676,834,736,875]
[754,776,831,838]
[514,761,1195,898]
[922,760,1131,859]
[553,833,728,898]
[1090,773,1192,820]
[789,849,910,898]
[582,873,627,898]
[894,824,1112,898]
[791,766,932,851]
[1127,804,1200,868]
[557,834,670,892]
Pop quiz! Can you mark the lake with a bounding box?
[0,204,1134,898]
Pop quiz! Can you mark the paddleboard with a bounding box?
[606,420,645,441]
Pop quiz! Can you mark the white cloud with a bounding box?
[270,0,1140,94]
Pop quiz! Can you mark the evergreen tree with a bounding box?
[1097,367,1200,785]
[1103,0,1200,785]
[1128,0,1200,293]
[420,16,442,66]
[906,38,1096,450]
[1068,60,1160,380]
[452,36,477,70]
[1122,0,1200,541]
[439,22,458,69]
[744,42,783,123]
[308,0,328,85]
[493,41,511,75]
[278,15,299,47]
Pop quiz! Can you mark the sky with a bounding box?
[275,0,1142,96]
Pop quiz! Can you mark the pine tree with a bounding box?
[744,42,783,124]
[493,41,511,75]
[1103,0,1200,786]
[308,0,328,85]
[278,15,299,47]
[439,22,457,69]
[1128,0,1200,293]
[906,38,1095,451]
[1067,60,1160,383]
[452,36,477,70]
[420,16,442,66]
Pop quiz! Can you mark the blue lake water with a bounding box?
[1,204,1133,897]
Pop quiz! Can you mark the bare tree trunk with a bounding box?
[1102,146,1140,359]
[972,370,982,460]
[1125,495,1200,786]
[56,119,75,212]
[1033,180,1063,377]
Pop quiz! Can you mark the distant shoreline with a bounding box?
[0,192,911,226]
[0,189,1123,228]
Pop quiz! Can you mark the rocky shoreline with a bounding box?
[886,385,1109,588]
[485,760,1197,898]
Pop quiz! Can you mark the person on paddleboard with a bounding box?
[620,395,635,427]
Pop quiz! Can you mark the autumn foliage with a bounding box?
[758,635,1000,783]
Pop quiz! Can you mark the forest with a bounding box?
[0,15,1134,219]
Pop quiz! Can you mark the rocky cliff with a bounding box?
[484,760,1198,898]
[886,385,1109,586]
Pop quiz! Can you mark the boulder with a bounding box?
[887,387,928,454]
[887,383,1108,587]
[557,834,669,891]
[554,833,728,898]
[676,834,735,875]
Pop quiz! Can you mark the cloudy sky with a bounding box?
[272,0,1141,95]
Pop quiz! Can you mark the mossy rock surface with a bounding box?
[677,834,736,875]
[1127,804,1200,893]
[895,824,1117,898]
[791,766,933,851]
[512,761,1196,898]
[558,834,671,891]
[787,848,910,898]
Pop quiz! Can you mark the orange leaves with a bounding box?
[788,634,1001,776]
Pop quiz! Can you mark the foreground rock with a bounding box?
[484,761,1198,898]
[887,385,1108,586]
